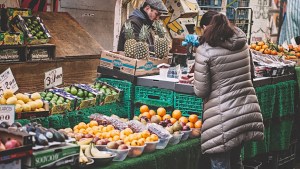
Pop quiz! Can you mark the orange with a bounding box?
[255,45,261,51]
[157,107,166,117]
[186,122,195,128]
[149,110,156,117]
[257,41,264,46]
[113,135,120,141]
[250,43,256,49]
[170,118,177,124]
[140,105,149,113]
[89,120,98,127]
[188,114,199,123]
[73,125,79,131]
[263,49,271,54]
[141,130,151,138]
[78,122,87,129]
[179,116,188,124]
[271,50,278,55]
[156,115,162,121]
[124,128,133,136]
[278,45,284,52]
[262,44,268,49]
[142,112,151,119]
[163,114,171,120]
[146,137,153,142]
[107,125,114,131]
[172,110,182,120]
[150,134,159,141]
[194,120,202,128]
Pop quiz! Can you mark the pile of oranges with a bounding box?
[250,41,300,60]
[139,105,202,129]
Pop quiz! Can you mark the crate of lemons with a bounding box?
[0,89,48,114]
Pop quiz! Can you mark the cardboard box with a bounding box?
[0,32,24,45]
[0,128,33,162]
[165,0,199,22]
[100,50,169,76]
[23,143,79,169]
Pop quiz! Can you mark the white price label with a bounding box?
[44,67,63,89]
[0,105,15,125]
[0,68,18,97]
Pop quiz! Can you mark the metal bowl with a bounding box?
[90,151,117,166]
[78,157,94,169]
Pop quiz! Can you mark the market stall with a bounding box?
[0,3,299,169]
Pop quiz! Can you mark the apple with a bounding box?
[96,140,106,145]
[116,140,124,146]
[118,144,129,150]
[5,139,20,149]
[74,133,83,141]
[84,134,93,138]
[107,141,118,149]
[93,137,99,143]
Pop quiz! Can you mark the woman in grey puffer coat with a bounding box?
[194,13,264,169]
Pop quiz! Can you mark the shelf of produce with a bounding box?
[98,138,201,169]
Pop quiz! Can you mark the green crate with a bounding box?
[93,103,126,117]
[116,100,133,119]
[48,114,65,129]
[270,118,294,151]
[98,78,134,101]
[274,81,296,118]
[255,85,276,120]
[66,111,80,128]
[174,92,203,118]
[135,86,174,107]
[241,121,271,160]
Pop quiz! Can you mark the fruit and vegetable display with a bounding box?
[250,40,300,60]
[10,15,51,44]
[0,89,47,113]
[64,84,103,109]
[250,41,296,77]
[90,81,121,104]
[40,88,78,114]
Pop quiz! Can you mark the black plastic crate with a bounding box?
[26,43,55,61]
[0,45,26,62]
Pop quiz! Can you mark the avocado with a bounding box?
[49,128,65,142]
[35,133,49,146]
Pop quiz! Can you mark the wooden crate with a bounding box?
[0,45,26,62]
[26,44,56,61]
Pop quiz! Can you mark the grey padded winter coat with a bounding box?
[194,28,264,154]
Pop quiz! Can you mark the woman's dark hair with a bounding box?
[200,13,235,47]
[199,10,219,28]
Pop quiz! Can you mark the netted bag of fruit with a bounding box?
[89,113,111,126]
[109,116,128,130]
[147,123,172,139]
[127,120,147,133]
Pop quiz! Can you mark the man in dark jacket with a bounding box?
[117,0,168,52]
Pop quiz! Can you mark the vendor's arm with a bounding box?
[193,48,211,98]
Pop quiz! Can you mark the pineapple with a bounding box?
[153,21,169,59]
[135,25,150,59]
[124,22,137,58]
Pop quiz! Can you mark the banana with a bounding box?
[79,148,88,163]
[90,144,111,158]
[84,144,92,157]
[77,138,93,146]
[80,145,90,151]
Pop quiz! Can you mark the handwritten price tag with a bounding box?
[44,67,63,89]
[0,105,15,125]
[0,68,18,97]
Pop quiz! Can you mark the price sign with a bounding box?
[0,68,18,97]
[44,67,63,89]
[0,105,15,125]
